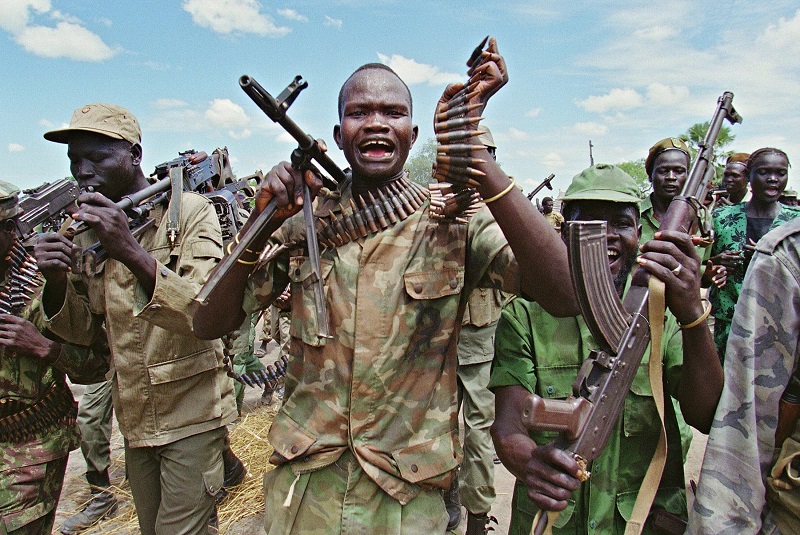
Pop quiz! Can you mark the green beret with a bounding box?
[0,180,22,221]
[645,137,690,176]
[726,152,750,166]
[562,164,642,204]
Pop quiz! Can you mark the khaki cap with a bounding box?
[44,103,141,145]
[0,180,22,221]
[477,124,496,149]
[562,164,642,204]
[726,152,750,166]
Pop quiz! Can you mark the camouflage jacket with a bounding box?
[1,251,80,463]
[242,177,520,505]
[689,218,800,534]
[490,297,687,534]
[45,193,237,447]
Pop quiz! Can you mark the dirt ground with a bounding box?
[53,339,708,534]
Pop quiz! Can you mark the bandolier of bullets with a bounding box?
[1,240,43,316]
[220,329,289,389]
[0,239,78,443]
[429,36,492,224]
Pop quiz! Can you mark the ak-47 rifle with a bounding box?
[523,92,742,535]
[15,179,79,246]
[527,174,555,201]
[196,74,346,343]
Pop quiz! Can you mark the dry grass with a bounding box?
[56,403,277,534]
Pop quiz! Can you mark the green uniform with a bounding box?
[709,202,800,361]
[243,176,521,532]
[490,296,687,535]
[0,253,80,534]
[231,311,265,413]
[690,217,800,534]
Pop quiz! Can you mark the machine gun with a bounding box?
[197,74,346,343]
[523,93,741,535]
[14,179,79,246]
[526,173,555,201]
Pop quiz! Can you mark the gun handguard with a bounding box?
[15,179,79,240]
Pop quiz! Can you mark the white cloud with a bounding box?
[506,128,530,140]
[153,98,188,110]
[15,21,115,61]
[38,118,53,127]
[324,15,343,29]
[576,88,642,113]
[633,25,677,41]
[758,8,800,52]
[0,1,116,61]
[542,152,565,168]
[205,99,250,129]
[276,131,296,144]
[645,83,690,107]
[376,53,462,86]
[278,8,307,22]
[525,108,542,118]
[573,122,608,136]
[8,143,25,152]
[228,128,252,140]
[182,0,290,36]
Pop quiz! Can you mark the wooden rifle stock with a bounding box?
[526,174,555,201]
[527,92,742,534]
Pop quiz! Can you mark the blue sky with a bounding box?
[2,1,799,197]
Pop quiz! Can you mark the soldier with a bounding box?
[490,164,722,534]
[194,39,577,534]
[34,103,238,535]
[721,152,750,205]
[639,137,691,244]
[541,196,564,234]
[689,217,800,534]
[0,180,88,534]
[780,188,798,207]
[707,148,800,362]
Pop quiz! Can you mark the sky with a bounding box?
[2,0,799,197]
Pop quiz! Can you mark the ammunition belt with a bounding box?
[0,241,42,316]
[0,381,77,444]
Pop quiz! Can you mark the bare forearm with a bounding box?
[677,324,723,433]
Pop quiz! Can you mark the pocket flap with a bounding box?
[269,412,317,461]
[147,348,218,385]
[403,268,464,300]
[191,238,223,260]
[391,431,459,483]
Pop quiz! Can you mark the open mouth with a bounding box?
[607,248,620,267]
[359,139,394,160]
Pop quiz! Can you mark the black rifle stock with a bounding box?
[197,75,345,343]
[524,92,741,534]
[526,173,555,201]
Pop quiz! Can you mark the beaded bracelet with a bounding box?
[680,304,711,330]
[483,178,516,204]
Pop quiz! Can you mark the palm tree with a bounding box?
[681,122,736,185]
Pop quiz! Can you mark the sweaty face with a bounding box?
[749,152,789,205]
[565,201,640,295]
[722,163,748,194]
[650,150,689,203]
[334,69,417,184]
[67,132,139,202]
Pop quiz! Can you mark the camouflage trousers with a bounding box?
[0,454,68,534]
[263,450,448,535]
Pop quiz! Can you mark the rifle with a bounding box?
[196,75,346,343]
[526,173,555,201]
[523,93,741,535]
[15,179,79,245]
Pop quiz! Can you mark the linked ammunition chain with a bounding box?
[0,382,77,444]
[1,240,43,316]
[221,328,289,390]
[430,36,494,223]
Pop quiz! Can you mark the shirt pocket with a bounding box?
[287,256,334,347]
[615,486,687,531]
[391,430,459,484]
[146,347,221,431]
[623,363,660,437]
[403,268,464,300]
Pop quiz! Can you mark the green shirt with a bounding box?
[490,298,687,534]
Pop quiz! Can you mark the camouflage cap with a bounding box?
[0,180,22,221]
[44,103,141,145]
[562,164,642,204]
[726,152,750,166]
[782,189,798,199]
[477,125,496,149]
[645,137,690,176]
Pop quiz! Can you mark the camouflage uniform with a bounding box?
[689,218,800,534]
[490,295,688,534]
[709,202,800,361]
[0,182,81,534]
[242,176,521,532]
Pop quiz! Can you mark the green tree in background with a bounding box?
[681,122,736,186]
[405,138,436,185]
[616,159,649,197]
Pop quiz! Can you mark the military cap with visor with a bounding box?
[44,103,141,145]
[562,164,642,206]
[645,137,690,176]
